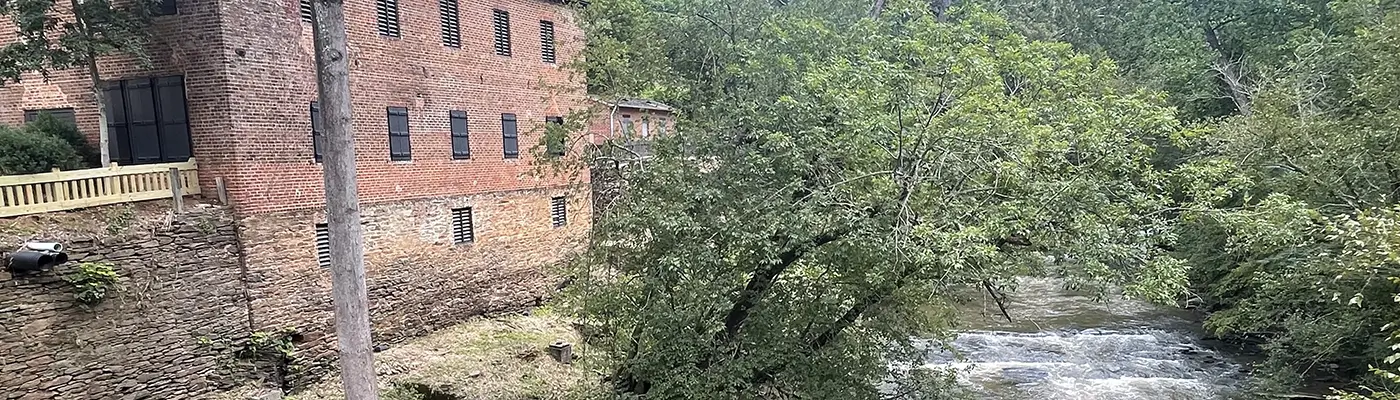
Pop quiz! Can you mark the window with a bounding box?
[315,223,331,269]
[550,196,567,227]
[545,116,565,156]
[300,0,313,23]
[440,0,460,47]
[103,76,192,165]
[23,108,76,126]
[311,102,324,162]
[376,0,400,37]
[450,110,470,159]
[620,114,634,136]
[451,207,474,244]
[502,113,519,159]
[540,20,556,64]
[155,0,177,15]
[641,118,651,137]
[492,9,511,56]
[655,117,668,136]
[388,107,411,161]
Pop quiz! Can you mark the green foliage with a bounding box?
[563,0,1184,398]
[0,0,154,83]
[26,113,98,167]
[0,123,83,175]
[65,262,119,306]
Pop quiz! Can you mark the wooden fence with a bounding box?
[0,159,200,218]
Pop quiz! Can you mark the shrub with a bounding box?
[25,113,99,167]
[0,124,83,175]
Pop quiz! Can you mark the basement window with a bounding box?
[315,223,330,269]
[550,196,567,227]
[451,207,474,244]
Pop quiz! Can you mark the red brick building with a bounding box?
[1,0,591,389]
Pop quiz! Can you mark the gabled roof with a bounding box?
[593,97,673,112]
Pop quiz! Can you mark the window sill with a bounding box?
[390,160,413,165]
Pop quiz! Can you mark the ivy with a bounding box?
[65,262,119,307]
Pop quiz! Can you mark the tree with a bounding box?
[980,0,1331,120]
[563,0,1185,398]
[0,0,154,166]
[308,0,379,397]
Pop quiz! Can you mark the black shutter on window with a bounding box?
[546,116,565,156]
[540,20,556,64]
[440,0,460,47]
[492,9,511,56]
[451,207,474,244]
[501,113,518,159]
[550,196,567,227]
[376,0,400,37]
[300,0,313,23]
[388,107,411,161]
[316,223,331,268]
[126,79,162,163]
[155,76,192,162]
[312,102,324,162]
[103,82,129,164]
[450,110,470,159]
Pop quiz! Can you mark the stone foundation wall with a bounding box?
[0,205,250,400]
[238,185,591,383]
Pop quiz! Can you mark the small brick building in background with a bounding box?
[1,0,592,395]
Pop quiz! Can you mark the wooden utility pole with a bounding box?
[310,0,379,398]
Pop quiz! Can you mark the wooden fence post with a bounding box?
[169,167,184,214]
[215,177,229,205]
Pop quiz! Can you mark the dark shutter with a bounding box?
[540,20,556,64]
[550,196,567,227]
[440,0,460,47]
[376,0,400,37]
[492,9,511,56]
[311,102,324,162]
[155,0,177,15]
[104,82,129,164]
[315,223,331,269]
[546,116,565,156]
[450,110,470,159]
[300,0,313,23]
[501,113,518,159]
[23,108,76,126]
[388,107,411,161]
[125,79,162,163]
[155,76,192,162]
[451,207,474,244]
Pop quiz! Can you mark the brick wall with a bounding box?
[196,0,591,215]
[0,206,249,400]
[1,0,590,216]
[238,186,590,382]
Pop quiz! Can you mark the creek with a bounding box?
[921,278,1250,400]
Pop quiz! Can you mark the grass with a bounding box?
[286,313,605,400]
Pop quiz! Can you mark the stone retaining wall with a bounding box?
[0,205,250,400]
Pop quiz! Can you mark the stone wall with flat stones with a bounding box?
[0,205,250,400]
[239,185,591,386]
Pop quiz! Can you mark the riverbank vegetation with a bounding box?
[565,0,1400,398]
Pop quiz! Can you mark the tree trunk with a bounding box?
[1203,26,1251,116]
[69,0,111,166]
[311,0,379,398]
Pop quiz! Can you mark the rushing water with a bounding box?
[921,278,1248,400]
